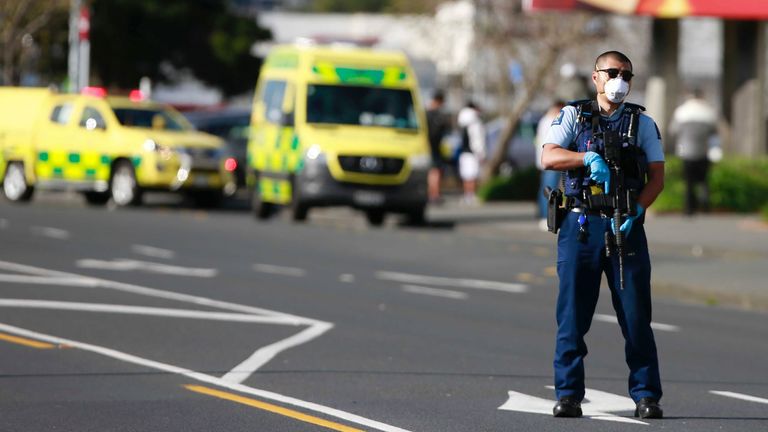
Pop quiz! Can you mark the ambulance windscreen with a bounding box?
[306,85,418,130]
[112,108,189,131]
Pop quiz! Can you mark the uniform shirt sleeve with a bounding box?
[543,106,578,148]
[638,114,665,162]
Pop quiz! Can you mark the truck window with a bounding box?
[262,80,287,124]
[111,107,188,131]
[306,85,418,130]
[79,107,107,130]
[49,103,74,125]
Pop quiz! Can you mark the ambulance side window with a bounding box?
[49,103,74,125]
[262,80,286,124]
[79,106,107,131]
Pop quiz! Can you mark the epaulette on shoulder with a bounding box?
[624,102,646,112]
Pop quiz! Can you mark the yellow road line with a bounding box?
[0,332,56,349]
[184,385,364,432]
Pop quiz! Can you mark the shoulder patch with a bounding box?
[551,109,565,126]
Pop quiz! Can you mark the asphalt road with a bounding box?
[0,193,766,431]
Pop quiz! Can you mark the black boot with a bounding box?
[634,397,663,419]
[553,397,582,418]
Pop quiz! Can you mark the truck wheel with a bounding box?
[251,182,274,220]
[83,191,110,206]
[290,176,309,222]
[2,162,34,202]
[110,161,142,206]
[365,209,385,227]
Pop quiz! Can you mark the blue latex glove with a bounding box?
[612,203,645,238]
[583,151,610,192]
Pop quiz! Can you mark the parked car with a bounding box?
[184,107,251,189]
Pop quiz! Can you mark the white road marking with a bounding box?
[77,259,217,278]
[253,263,306,277]
[710,390,768,405]
[0,299,302,325]
[0,274,99,287]
[339,273,355,283]
[499,386,647,425]
[0,260,303,319]
[376,271,528,294]
[594,313,680,332]
[0,259,332,384]
[222,322,334,383]
[0,322,413,432]
[131,245,176,260]
[401,285,468,300]
[31,226,70,240]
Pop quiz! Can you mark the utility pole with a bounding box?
[67,0,90,92]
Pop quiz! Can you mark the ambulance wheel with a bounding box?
[291,202,309,222]
[251,183,274,220]
[365,209,385,227]
[405,206,427,226]
[110,161,142,206]
[83,191,110,206]
[2,162,34,202]
[290,176,309,222]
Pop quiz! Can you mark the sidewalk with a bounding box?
[427,198,768,312]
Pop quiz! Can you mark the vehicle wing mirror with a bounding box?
[84,118,107,131]
[280,111,294,127]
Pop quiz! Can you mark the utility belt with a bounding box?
[545,188,643,234]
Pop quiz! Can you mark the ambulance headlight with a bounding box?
[305,144,325,162]
[409,154,431,170]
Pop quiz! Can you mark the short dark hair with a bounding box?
[595,51,633,71]
[432,90,445,103]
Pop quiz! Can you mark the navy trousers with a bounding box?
[554,211,662,402]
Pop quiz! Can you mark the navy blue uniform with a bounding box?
[543,102,664,403]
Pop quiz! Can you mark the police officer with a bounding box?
[541,51,666,419]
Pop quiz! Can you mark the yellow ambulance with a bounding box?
[248,45,430,225]
[0,87,233,207]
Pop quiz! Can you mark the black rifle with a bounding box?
[589,125,639,290]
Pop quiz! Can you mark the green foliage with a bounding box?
[654,156,768,213]
[478,166,540,202]
[90,0,271,96]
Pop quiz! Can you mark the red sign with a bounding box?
[78,7,90,41]
[527,0,768,19]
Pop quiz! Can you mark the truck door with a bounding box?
[251,79,297,205]
[35,99,77,183]
[74,105,112,190]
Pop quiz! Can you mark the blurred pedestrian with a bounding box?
[536,99,566,231]
[426,90,451,204]
[670,88,719,216]
[457,102,485,205]
[555,63,591,102]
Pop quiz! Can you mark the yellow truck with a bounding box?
[0,87,233,207]
[248,45,430,225]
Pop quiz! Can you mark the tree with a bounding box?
[90,0,271,96]
[0,0,68,85]
[474,0,608,179]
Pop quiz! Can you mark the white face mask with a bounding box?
[603,77,630,103]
